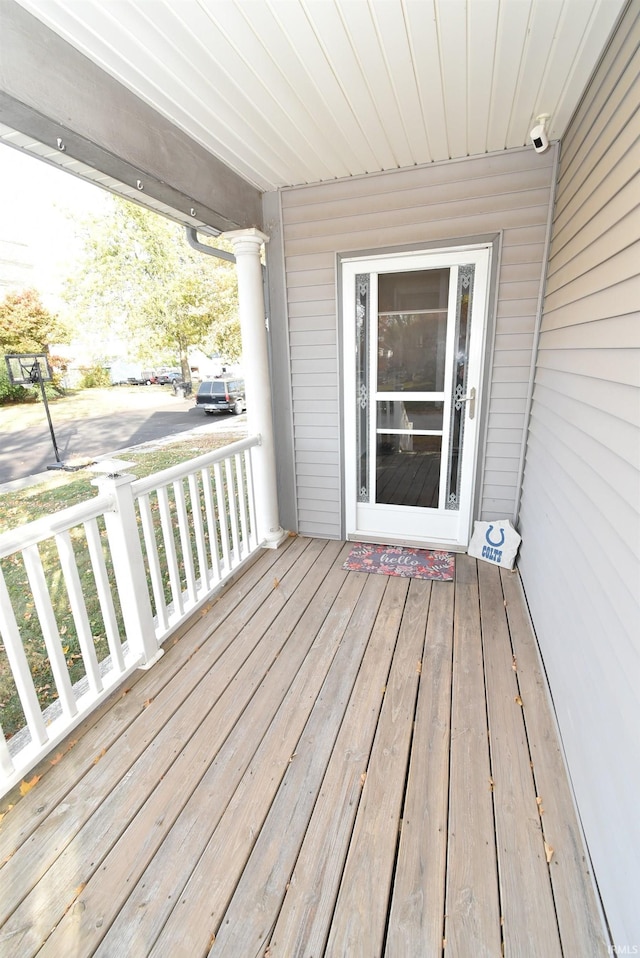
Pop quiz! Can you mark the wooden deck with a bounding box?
[0,536,608,957]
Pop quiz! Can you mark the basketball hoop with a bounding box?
[5,352,63,468]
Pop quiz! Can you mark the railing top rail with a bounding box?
[0,491,115,559]
[0,436,261,559]
[132,434,261,497]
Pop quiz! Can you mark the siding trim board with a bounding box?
[512,144,561,525]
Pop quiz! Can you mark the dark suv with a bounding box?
[195,378,245,415]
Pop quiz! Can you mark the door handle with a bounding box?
[459,386,476,419]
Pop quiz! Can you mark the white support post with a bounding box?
[223,228,286,548]
[92,473,163,667]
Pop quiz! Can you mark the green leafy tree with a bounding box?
[0,289,69,401]
[64,197,240,379]
[0,288,68,355]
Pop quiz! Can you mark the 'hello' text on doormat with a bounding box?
[342,543,455,581]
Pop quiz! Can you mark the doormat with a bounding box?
[342,543,455,581]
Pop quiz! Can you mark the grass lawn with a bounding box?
[1,384,181,433]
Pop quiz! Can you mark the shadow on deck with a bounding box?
[0,536,608,957]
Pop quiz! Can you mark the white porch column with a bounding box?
[223,228,286,548]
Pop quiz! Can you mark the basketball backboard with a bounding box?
[5,353,53,385]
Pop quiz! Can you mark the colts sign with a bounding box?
[468,519,522,571]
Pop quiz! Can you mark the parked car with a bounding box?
[156,369,181,385]
[195,378,245,415]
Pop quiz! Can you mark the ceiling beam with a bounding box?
[0,1,263,233]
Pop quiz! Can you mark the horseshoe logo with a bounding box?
[485,525,505,548]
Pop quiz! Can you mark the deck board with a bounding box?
[326,577,428,957]
[0,539,608,957]
[444,553,502,956]
[477,559,561,957]
[385,578,454,956]
[269,575,409,957]
[210,572,390,958]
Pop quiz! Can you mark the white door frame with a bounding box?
[342,244,492,550]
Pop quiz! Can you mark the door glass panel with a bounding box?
[376,435,441,508]
[355,274,370,503]
[377,269,449,392]
[376,401,443,432]
[445,265,475,510]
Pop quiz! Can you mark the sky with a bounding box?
[0,143,109,311]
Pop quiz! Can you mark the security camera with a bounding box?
[530,115,550,153]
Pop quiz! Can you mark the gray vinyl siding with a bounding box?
[279,147,555,537]
[517,0,640,946]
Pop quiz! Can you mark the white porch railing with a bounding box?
[0,436,260,795]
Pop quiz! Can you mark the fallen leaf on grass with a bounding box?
[544,841,554,863]
[19,774,40,796]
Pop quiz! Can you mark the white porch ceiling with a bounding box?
[15,0,627,192]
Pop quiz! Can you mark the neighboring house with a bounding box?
[0,0,638,947]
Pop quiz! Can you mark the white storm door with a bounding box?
[343,246,491,549]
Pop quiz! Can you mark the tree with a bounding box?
[64,197,240,379]
[0,288,68,355]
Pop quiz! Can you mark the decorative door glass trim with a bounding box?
[445,264,475,510]
[356,274,370,503]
